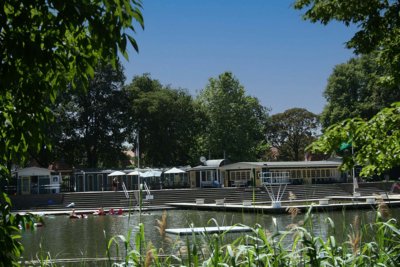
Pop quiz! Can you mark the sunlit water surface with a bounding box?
[21,207,400,261]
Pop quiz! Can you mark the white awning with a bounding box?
[17,167,51,177]
[127,170,141,176]
[108,171,126,176]
[165,167,185,174]
[140,170,162,178]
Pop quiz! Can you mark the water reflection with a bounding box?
[21,208,399,262]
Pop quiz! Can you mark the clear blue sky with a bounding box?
[122,0,356,115]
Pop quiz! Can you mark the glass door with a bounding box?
[21,177,30,194]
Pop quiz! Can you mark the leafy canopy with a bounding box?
[51,62,131,168]
[0,1,143,264]
[321,53,400,128]
[0,0,144,175]
[267,108,320,161]
[294,0,400,84]
[197,72,269,162]
[126,74,204,167]
[294,0,400,176]
[308,103,400,177]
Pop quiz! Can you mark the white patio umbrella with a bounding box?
[140,170,162,177]
[108,171,126,176]
[139,170,162,190]
[165,167,186,187]
[107,171,125,191]
[164,167,185,174]
[126,171,141,190]
[127,170,141,176]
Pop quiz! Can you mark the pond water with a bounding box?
[21,207,400,262]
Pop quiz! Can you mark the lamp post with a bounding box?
[352,146,360,197]
[136,131,140,169]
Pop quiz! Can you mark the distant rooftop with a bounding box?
[220,159,342,170]
[190,159,229,171]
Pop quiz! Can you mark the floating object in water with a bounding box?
[166,226,252,236]
[93,208,106,216]
[70,212,88,219]
[108,208,123,215]
[70,209,78,219]
[70,215,87,219]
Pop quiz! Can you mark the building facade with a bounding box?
[10,159,346,193]
[218,159,345,187]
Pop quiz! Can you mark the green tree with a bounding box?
[197,72,269,162]
[266,108,320,161]
[308,103,400,177]
[294,0,400,84]
[0,1,143,264]
[294,0,400,176]
[51,62,131,168]
[126,74,204,167]
[321,53,400,128]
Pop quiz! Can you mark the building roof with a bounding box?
[205,159,227,167]
[262,160,342,168]
[190,165,217,171]
[189,159,228,171]
[220,160,342,171]
[16,167,51,177]
[219,162,260,170]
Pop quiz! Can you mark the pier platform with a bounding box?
[166,226,252,236]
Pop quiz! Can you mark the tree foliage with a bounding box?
[1,1,143,264]
[294,0,400,175]
[51,62,131,168]
[126,74,204,167]
[1,0,143,174]
[321,53,400,128]
[294,0,400,84]
[197,72,269,162]
[266,108,320,161]
[308,103,400,177]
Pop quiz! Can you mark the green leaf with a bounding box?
[127,35,139,53]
